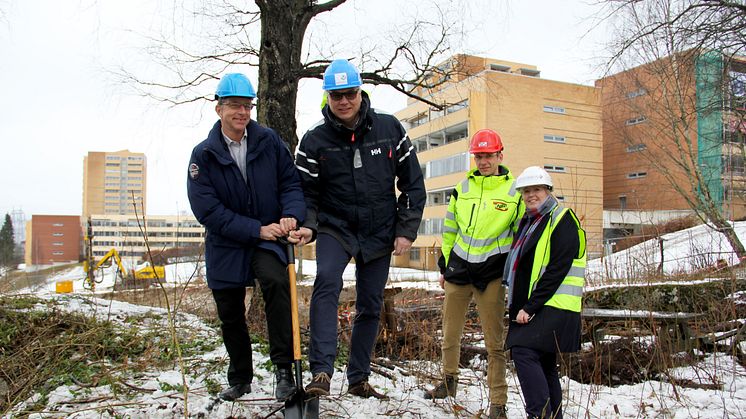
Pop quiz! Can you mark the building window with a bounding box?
[445,99,468,114]
[52,251,64,256]
[626,143,647,152]
[544,165,567,173]
[625,116,647,125]
[626,88,647,99]
[52,223,64,227]
[543,134,566,144]
[490,63,510,72]
[418,218,445,235]
[427,153,469,178]
[52,242,64,246]
[52,232,64,237]
[426,189,451,206]
[543,105,566,114]
[409,112,429,127]
[619,196,627,209]
[627,172,647,179]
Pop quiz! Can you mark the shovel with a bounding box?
[280,238,319,419]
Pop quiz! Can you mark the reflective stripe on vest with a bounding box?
[528,206,586,313]
[443,171,521,265]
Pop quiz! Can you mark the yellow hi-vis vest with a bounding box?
[527,206,586,313]
[442,168,522,266]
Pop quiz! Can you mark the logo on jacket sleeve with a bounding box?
[189,163,200,180]
[371,147,382,156]
[492,199,509,211]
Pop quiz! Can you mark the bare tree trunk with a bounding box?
[708,211,746,261]
[256,1,309,151]
[256,0,345,152]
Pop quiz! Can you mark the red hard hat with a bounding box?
[469,129,504,153]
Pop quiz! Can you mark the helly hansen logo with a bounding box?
[371,148,382,156]
[492,200,509,211]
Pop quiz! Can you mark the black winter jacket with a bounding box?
[505,212,582,353]
[295,92,426,262]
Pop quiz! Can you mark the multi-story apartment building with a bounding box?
[87,214,204,265]
[24,215,82,265]
[597,50,746,234]
[83,150,147,217]
[394,54,603,270]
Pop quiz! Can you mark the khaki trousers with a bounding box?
[441,279,507,405]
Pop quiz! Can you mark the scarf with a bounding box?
[503,194,558,307]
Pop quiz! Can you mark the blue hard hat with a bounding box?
[322,59,362,91]
[215,73,256,99]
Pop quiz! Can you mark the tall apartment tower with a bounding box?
[82,150,147,217]
[394,54,603,270]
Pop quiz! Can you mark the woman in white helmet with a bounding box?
[503,166,586,419]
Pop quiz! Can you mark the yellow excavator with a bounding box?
[83,218,166,291]
[83,247,166,290]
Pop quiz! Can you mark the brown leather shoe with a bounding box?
[424,375,457,399]
[347,380,389,400]
[305,372,331,396]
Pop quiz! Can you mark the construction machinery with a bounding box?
[83,247,165,291]
[83,217,165,291]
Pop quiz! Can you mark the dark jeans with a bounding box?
[309,233,390,384]
[511,346,563,419]
[212,248,293,386]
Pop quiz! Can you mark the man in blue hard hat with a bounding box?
[292,59,426,399]
[187,73,306,402]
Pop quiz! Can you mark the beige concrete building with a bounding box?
[24,215,82,266]
[83,150,147,217]
[87,214,204,265]
[394,54,603,270]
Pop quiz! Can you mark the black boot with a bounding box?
[218,383,252,401]
[275,367,296,401]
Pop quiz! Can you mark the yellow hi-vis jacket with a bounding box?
[528,206,586,313]
[442,167,522,269]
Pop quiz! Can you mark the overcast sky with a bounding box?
[0,0,610,220]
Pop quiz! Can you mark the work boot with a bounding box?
[424,375,457,399]
[305,372,331,396]
[218,382,252,401]
[487,404,508,419]
[347,379,389,400]
[275,367,295,401]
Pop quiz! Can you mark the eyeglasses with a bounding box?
[221,101,254,111]
[327,89,360,101]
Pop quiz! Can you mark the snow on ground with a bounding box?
[8,222,746,417]
[22,257,442,296]
[587,221,746,284]
[4,292,746,418]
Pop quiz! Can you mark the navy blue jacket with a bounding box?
[295,92,425,262]
[187,120,305,289]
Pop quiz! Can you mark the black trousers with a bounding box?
[211,248,293,386]
[511,346,563,419]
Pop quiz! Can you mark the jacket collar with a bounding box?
[321,90,373,136]
[205,120,269,165]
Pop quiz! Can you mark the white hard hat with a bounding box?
[515,166,553,190]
